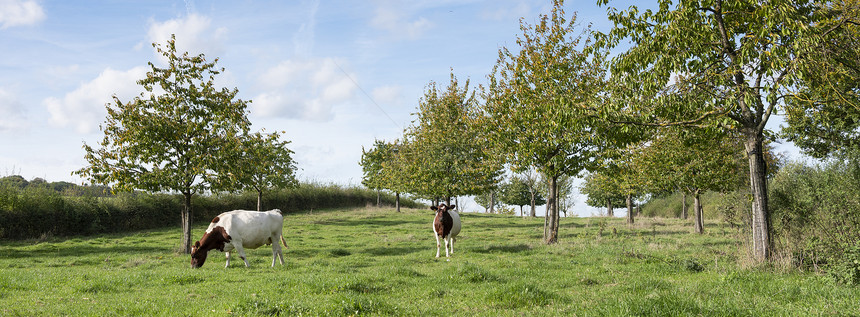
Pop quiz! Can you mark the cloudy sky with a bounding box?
[0,0,802,216]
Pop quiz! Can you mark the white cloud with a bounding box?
[0,87,26,131]
[44,66,148,134]
[370,2,433,40]
[0,0,45,29]
[252,58,356,122]
[480,1,533,21]
[371,85,403,105]
[146,13,227,63]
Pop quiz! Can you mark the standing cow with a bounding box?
[190,209,287,268]
[432,203,461,258]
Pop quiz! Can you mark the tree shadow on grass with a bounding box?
[309,217,427,228]
[362,246,426,256]
[472,244,533,254]
[0,244,170,260]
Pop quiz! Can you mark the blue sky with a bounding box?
[0,0,802,216]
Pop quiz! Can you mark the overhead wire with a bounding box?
[333,60,402,130]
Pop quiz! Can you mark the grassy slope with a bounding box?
[1,208,857,316]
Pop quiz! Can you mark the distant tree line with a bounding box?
[0,175,112,197]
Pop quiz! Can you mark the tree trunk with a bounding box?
[545,175,559,244]
[520,205,524,216]
[694,190,704,234]
[395,192,401,212]
[257,189,263,211]
[530,193,537,217]
[376,189,380,208]
[744,131,771,262]
[626,194,634,225]
[489,192,496,214]
[681,192,688,219]
[606,199,613,217]
[529,192,536,218]
[181,192,193,254]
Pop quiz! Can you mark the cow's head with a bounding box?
[430,203,456,213]
[190,226,230,269]
[190,241,207,268]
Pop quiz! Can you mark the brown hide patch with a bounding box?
[434,209,453,238]
[199,227,231,252]
[211,216,220,223]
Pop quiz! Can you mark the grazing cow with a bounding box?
[190,209,287,268]
[432,203,461,258]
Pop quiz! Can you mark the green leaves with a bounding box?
[782,0,860,158]
[225,130,298,193]
[484,0,608,179]
[359,139,402,193]
[396,73,503,199]
[76,34,253,196]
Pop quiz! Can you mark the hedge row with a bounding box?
[0,183,419,240]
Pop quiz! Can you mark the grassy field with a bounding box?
[1,207,858,316]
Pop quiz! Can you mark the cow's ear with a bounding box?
[449,205,456,210]
[430,206,438,211]
[194,241,201,248]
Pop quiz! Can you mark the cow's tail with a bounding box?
[280,235,288,249]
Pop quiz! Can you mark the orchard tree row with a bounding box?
[361,0,860,264]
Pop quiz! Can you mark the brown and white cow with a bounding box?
[190,209,287,268]
[432,203,461,259]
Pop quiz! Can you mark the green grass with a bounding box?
[1,208,858,316]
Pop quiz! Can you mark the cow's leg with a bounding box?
[232,244,250,267]
[444,236,450,258]
[450,237,455,255]
[271,234,284,266]
[225,251,232,268]
[435,234,441,258]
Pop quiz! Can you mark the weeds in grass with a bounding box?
[488,283,557,309]
[335,295,396,316]
[450,262,502,283]
[163,275,205,286]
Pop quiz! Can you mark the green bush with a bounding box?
[640,192,688,218]
[640,191,734,221]
[0,182,420,240]
[830,242,860,285]
[769,158,860,282]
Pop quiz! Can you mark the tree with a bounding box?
[580,171,625,217]
[520,168,544,217]
[0,175,28,189]
[589,142,648,224]
[228,131,298,211]
[483,0,612,244]
[75,35,251,254]
[398,73,503,204]
[783,1,860,158]
[360,139,394,207]
[360,139,409,211]
[635,127,744,233]
[597,0,834,262]
[550,173,575,218]
[500,175,546,216]
[474,189,502,213]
